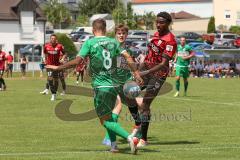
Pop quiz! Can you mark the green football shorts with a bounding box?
[93,87,118,118]
[176,66,189,78]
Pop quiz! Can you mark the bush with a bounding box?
[229,26,240,35]
[55,33,77,58]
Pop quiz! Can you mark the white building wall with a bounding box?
[213,0,240,28]
[0,21,45,55]
[132,2,213,18]
[172,18,210,34]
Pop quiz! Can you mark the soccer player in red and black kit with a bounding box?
[44,34,66,101]
[75,58,86,85]
[0,48,7,91]
[137,12,177,147]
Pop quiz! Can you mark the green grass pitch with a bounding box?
[0,76,240,160]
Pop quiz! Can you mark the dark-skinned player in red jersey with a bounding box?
[136,12,177,147]
[44,34,66,101]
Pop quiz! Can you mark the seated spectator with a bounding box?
[196,60,204,77]
[189,61,197,77]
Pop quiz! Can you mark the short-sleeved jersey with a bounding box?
[0,51,6,70]
[78,36,125,88]
[6,55,13,64]
[116,48,133,84]
[144,32,177,78]
[44,43,64,66]
[176,44,193,67]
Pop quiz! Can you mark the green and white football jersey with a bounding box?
[176,44,192,67]
[78,36,125,88]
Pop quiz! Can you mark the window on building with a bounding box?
[225,10,231,19]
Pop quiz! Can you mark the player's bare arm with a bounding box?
[46,56,83,71]
[140,57,169,77]
[122,51,143,85]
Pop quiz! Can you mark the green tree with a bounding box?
[76,15,89,27]
[143,12,156,30]
[218,24,228,32]
[126,2,137,29]
[43,0,71,29]
[112,1,126,25]
[207,16,216,33]
[229,26,240,34]
[79,0,118,17]
[55,33,77,58]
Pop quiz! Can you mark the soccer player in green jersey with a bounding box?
[174,36,195,97]
[46,19,143,154]
[102,24,142,147]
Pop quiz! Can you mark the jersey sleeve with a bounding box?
[78,40,90,58]
[163,41,177,60]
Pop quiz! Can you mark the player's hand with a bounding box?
[45,65,59,70]
[134,71,143,85]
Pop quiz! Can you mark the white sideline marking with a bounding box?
[0,146,240,156]
[162,97,240,106]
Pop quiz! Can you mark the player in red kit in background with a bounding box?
[6,51,14,78]
[136,12,177,147]
[44,34,66,101]
[75,58,87,85]
[0,48,7,91]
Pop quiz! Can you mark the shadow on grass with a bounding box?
[118,136,199,146]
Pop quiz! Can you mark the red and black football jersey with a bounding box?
[44,43,65,66]
[144,32,177,78]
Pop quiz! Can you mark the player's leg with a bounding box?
[0,70,4,90]
[22,64,26,77]
[138,77,165,147]
[174,66,181,97]
[95,87,138,154]
[183,67,189,96]
[183,77,189,96]
[76,71,80,84]
[47,70,57,101]
[80,71,84,85]
[40,82,49,95]
[102,95,122,146]
[59,71,66,95]
[6,65,9,78]
[9,64,13,78]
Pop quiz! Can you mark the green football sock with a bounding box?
[176,79,180,91]
[103,118,129,139]
[184,81,188,92]
[104,113,119,140]
[106,128,116,142]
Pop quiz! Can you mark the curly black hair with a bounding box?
[157,12,172,23]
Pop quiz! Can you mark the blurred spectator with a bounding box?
[189,61,196,77]
[20,55,28,78]
[196,60,204,77]
[39,56,45,78]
